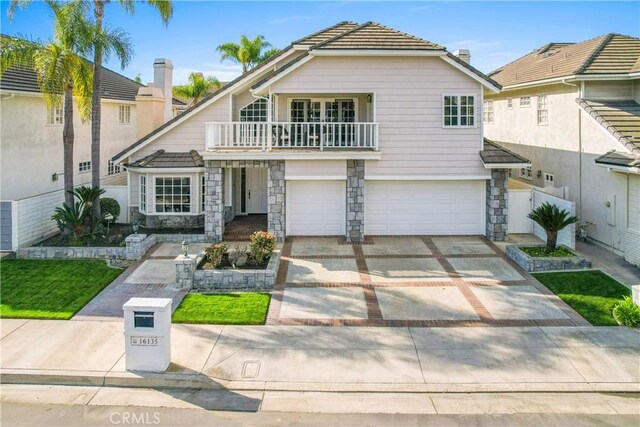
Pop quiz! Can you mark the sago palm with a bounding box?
[173,72,221,107]
[217,35,278,74]
[527,202,578,253]
[1,1,93,207]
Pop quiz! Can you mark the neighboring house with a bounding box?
[0,45,183,250]
[113,21,529,243]
[484,34,640,265]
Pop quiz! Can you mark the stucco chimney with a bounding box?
[135,83,165,140]
[153,58,173,123]
[453,49,471,64]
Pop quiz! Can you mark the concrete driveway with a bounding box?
[267,236,587,327]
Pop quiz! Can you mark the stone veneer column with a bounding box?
[486,169,508,241]
[204,160,225,242]
[346,160,365,243]
[267,160,286,243]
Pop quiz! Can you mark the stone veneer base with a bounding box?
[506,244,592,272]
[191,251,281,292]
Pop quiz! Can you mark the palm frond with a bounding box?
[0,36,40,74]
[145,0,173,25]
[96,24,134,69]
[7,0,31,20]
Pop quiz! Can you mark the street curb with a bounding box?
[3,369,640,394]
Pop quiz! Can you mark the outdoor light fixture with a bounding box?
[132,220,139,235]
[182,240,189,257]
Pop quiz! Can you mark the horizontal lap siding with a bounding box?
[285,160,346,179]
[270,56,486,178]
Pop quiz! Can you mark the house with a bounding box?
[483,34,640,266]
[113,21,530,243]
[0,42,184,250]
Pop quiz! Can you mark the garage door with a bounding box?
[286,181,346,236]
[365,180,485,235]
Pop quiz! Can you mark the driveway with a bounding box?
[267,236,588,327]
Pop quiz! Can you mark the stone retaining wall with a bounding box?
[176,251,281,292]
[154,234,206,243]
[17,234,156,261]
[506,245,592,272]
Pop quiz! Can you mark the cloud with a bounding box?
[269,15,314,25]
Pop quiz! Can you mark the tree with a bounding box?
[9,0,173,217]
[133,73,142,83]
[1,2,93,207]
[217,35,278,74]
[527,203,578,253]
[173,72,221,107]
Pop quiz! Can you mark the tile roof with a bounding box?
[480,138,531,166]
[594,150,639,168]
[490,34,640,87]
[577,99,640,153]
[127,149,204,168]
[292,21,359,45]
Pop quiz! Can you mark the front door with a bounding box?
[246,168,267,214]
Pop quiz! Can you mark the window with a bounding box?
[46,105,63,125]
[119,105,131,124]
[537,94,548,125]
[140,175,147,212]
[201,175,205,212]
[78,161,91,173]
[107,160,121,175]
[544,172,555,187]
[483,100,494,124]
[443,95,475,127]
[155,177,191,213]
[519,96,531,107]
[239,98,267,122]
[519,166,532,180]
[507,98,513,109]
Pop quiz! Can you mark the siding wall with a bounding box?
[285,160,346,179]
[0,201,13,251]
[269,56,487,178]
[584,80,634,100]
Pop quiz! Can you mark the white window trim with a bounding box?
[119,105,131,125]
[46,105,63,126]
[139,175,147,213]
[519,166,532,180]
[239,98,268,122]
[507,98,513,110]
[78,161,92,174]
[153,175,193,215]
[442,94,478,128]
[483,100,494,124]
[519,96,531,108]
[544,172,555,186]
[537,93,548,126]
[286,97,359,122]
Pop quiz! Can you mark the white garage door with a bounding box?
[287,181,346,236]
[365,180,485,235]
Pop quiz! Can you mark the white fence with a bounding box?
[532,189,576,249]
[4,185,129,251]
[508,189,533,234]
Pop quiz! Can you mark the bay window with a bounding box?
[155,177,191,213]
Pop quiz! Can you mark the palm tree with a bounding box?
[1,2,93,207]
[217,35,278,74]
[528,203,578,253]
[9,0,172,217]
[173,72,221,107]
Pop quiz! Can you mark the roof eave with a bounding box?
[482,161,531,169]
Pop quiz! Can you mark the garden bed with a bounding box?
[198,254,270,270]
[36,224,132,247]
[506,244,591,272]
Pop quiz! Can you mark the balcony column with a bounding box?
[204,160,225,242]
[346,160,365,243]
[267,160,286,243]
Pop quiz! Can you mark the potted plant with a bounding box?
[527,202,578,254]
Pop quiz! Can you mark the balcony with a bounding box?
[205,122,379,151]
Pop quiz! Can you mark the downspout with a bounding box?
[562,78,582,220]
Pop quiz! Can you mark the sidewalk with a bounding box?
[1,319,639,393]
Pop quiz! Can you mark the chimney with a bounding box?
[135,83,166,140]
[153,58,173,123]
[453,49,471,64]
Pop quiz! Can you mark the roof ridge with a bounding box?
[309,21,371,50]
[290,21,356,45]
[575,33,616,74]
[367,22,445,50]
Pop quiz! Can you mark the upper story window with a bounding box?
[519,96,531,108]
[240,98,267,122]
[537,94,548,125]
[507,98,513,109]
[107,160,122,175]
[443,95,475,127]
[47,105,63,125]
[119,105,131,124]
[483,100,494,124]
[78,161,91,173]
[155,177,191,213]
[519,166,532,180]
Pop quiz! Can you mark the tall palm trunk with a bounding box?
[62,85,75,208]
[91,0,104,217]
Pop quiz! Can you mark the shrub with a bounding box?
[204,242,229,269]
[100,198,121,223]
[249,231,276,264]
[612,296,640,328]
[527,203,578,253]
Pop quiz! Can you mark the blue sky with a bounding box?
[1,1,639,85]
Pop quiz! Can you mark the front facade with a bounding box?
[484,34,640,265]
[114,22,526,243]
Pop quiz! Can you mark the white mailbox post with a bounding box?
[123,298,172,372]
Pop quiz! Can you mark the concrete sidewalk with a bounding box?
[1,319,639,393]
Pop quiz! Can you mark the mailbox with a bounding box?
[123,297,172,372]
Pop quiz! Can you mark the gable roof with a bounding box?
[490,34,640,87]
[480,138,531,167]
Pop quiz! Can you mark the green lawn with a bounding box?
[172,293,271,325]
[532,270,631,326]
[0,259,123,320]
[520,246,575,258]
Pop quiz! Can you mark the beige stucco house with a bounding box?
[113,21,529,243]
[0,49,184,250]
[483,34,640,266]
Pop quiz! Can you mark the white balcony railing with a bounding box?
[205,122,379,151]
